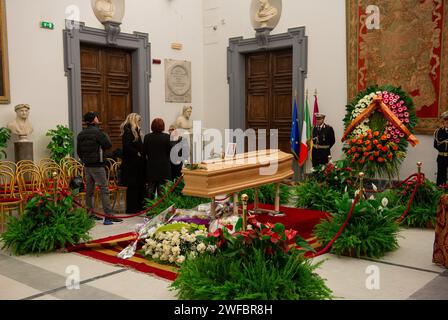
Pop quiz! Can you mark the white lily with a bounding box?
[381,198,389,207]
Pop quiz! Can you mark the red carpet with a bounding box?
[249,204,329,240]
[68,205,328,280]
[67,232,179,281]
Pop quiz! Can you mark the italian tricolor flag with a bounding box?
[299,96,312,166]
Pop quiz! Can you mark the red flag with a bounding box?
[312,94,320,126]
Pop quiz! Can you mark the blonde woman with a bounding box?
[120,113,145,213]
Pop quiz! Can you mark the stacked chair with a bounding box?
[0,157,126,232]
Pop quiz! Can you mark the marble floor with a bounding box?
[0,216,447,300]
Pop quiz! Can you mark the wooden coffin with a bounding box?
[182,149,294,198]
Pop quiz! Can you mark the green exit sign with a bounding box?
[40,21,55,30]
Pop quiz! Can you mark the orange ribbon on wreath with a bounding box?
[341,96,419,147]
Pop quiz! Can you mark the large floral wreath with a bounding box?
[342,85,418,178]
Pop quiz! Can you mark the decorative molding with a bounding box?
[63,20,151,150]
[227,27,308,130]
[227,27,308,180]
[102,21,121,46]
[254,27,273,48]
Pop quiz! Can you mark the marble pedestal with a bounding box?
[14,141,33,162]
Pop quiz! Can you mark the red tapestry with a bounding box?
[347,0,448,134]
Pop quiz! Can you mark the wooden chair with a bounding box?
[16,168,45,203]
[109,161,127,212]
[0,160,16,174]
[0,170,23,233]
[0,164,15,175]
[39,158,58,168]
[40,164,68,192]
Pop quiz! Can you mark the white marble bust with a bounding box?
[255,0,278,27]
[94,0,115,22]
[174,106,193,131]
[7,104,34,141]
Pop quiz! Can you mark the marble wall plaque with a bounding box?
[165,59,192,103]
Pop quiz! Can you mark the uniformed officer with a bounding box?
[312,113,335,168]
[434,111,448,186]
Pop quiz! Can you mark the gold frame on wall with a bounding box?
[0,0,10,104]
[346,0,448,135]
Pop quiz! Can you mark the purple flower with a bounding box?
[403,106,408,111]
[398,108,403,113]
[404,112,409,117]
[399,133,405,138]
[404,119,410,123]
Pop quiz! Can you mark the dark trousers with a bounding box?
[437,156,448,186]
[84,166,112,216]
[126,184,146,213]
[312,148,331,168]
[147,181,164,200]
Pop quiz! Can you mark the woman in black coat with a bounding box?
[120,113,146,213]
[143,118,181,199]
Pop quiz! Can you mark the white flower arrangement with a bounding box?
[349,94,375,138]
[142,225,213,266]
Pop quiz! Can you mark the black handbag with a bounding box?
[69,176,85,191]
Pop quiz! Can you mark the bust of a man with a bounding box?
[174,106,193,131]
[255,0,278,27]
[7,104,33,141]
[94,0,115,22]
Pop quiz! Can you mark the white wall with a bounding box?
[202,0,438,181]
[2,0,438,181]
[2,0,204,161]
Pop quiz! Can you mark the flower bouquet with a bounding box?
[342,85,418,179]
[141,223,213,266]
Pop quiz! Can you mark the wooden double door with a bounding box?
[80,44,133,151]
[245,49,293,154]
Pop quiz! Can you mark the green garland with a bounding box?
[343,85,418,179]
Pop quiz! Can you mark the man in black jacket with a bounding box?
[77,112,122,225]
[434,112,448,186]
[311,113,335,168]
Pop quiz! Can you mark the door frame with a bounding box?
[227,27,307,132]
[63,20,151,148]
